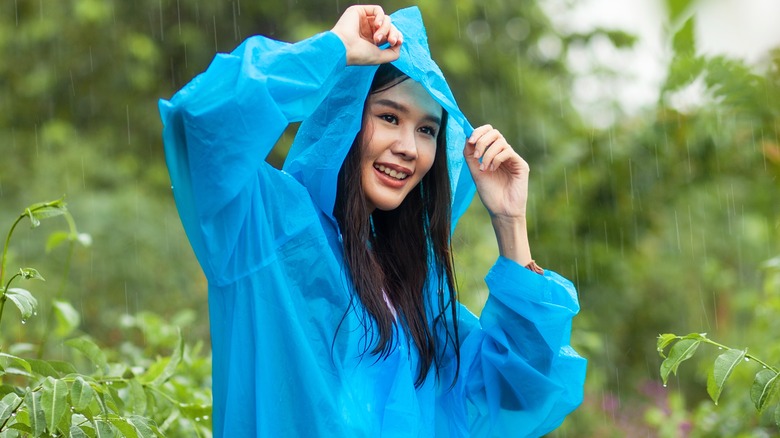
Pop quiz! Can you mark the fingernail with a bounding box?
[473,151,480,159]
[479,163,485,171]
[376,33,383,41]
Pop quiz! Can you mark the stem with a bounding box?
[0,214,26,315]
[700,337,779,373]
[0,272,22,327]
[0,217,21,284]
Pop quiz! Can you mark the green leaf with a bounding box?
[94,419,117,438]
[665,0,696,23]
[19,268,45,282]
[0,392,21,426]
[657,333,678,357]
[41,377,69,434]
[126,380,146,415]
[682,332,708,341]
[108,416,139,438]
[5,288,38,320]
[70,425,91,438]
[706,349,746,404]
[126,416,159,438]
[40,360,78,376]
[24,390,45,437]
[139,330,183,386]
[70,377,95,411]
[775,402,779,429]
[8,421,32,433]
[28,359,62,378]
[0,353,32,377]
[65,338,108,374]
[46,231,71,253]
[24,198,67,228]
[179,403,211,421]
[672,16,696,56]
[751,369,780,413]
[53,300,81,337]
[660,339,701,385]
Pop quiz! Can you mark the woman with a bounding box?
[159,5,586,437]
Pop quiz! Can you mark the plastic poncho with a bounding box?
[159,6,586,437]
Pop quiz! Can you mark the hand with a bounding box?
[331,5,403,66]
[463,125,529,219]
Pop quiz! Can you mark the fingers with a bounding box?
[334,5,403,65]
[372,13,392,44]
[468,125,495,159]
[465,125,524,172]
[372,16,402,57]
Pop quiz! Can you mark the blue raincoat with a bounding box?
[159,7,586,437]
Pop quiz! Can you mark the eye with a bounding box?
[378,114,398,124]
[419,126,437,137]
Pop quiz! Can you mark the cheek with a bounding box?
[417,144,437,178]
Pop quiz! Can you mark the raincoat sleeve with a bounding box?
[436,256,586,437]
[158,32,346,280]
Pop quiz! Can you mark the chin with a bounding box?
[372,198,404,212]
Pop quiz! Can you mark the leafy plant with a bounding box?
[0,199,212,437]
[657,332,780,430]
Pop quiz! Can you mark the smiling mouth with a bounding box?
[374,164,409,180]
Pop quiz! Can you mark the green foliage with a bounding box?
[658,331,780,429]
[0,200,212,437]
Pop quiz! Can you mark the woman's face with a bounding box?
[360,79,443,212]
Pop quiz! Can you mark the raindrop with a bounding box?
[33,311,38,316]
[663,384,667,388]
[195,417,201,422]
[718,347,723,350]
[203,415,209,420]
[466,20,491,45]
[744,358,750,362]
[505,17,530,42]
[21,319,27,324]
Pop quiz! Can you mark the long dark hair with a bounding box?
[333,64,460,387]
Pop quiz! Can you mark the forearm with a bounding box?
[490,215,532,267]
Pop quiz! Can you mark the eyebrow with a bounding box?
[372,98,442,126]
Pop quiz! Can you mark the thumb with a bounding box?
[373,44,401,64]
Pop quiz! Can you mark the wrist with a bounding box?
[491,216,532,266]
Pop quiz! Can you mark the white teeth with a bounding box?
[375,164,408,180]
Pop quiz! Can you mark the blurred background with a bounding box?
[1,0,778,435]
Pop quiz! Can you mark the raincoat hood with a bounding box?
[283,7,476,230]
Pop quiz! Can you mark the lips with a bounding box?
[372,163,412,189]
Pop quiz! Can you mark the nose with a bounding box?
[390,127,418,161]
